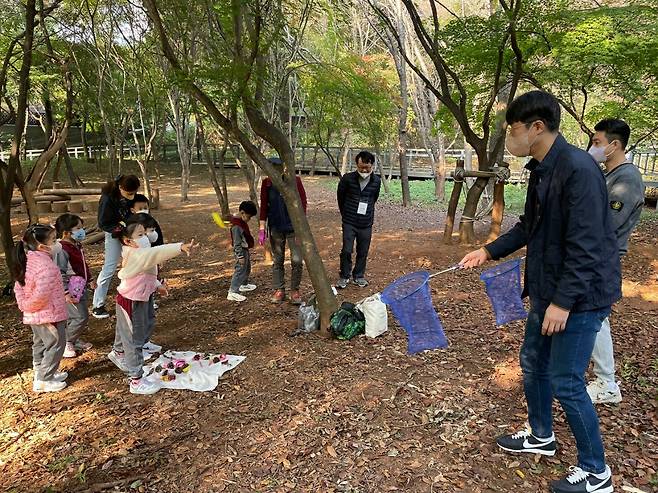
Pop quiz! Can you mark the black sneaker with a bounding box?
[92,305,111,319]
[336,278,350,289]
[353,278,369,288]
[550,466,613,493]
[496,429,556,456]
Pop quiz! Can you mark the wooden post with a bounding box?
[443,159,464,244]
[487,163,509,242]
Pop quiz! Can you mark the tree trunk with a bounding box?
[81,115,91,162]
[237,153,259,207]
[459,176,489,244]
[1,0,36,279]
[374,143,389,193]
[487,176,506,242]
[310,145,319,176]
[169,90,192,202]
[198,116,230,217]
[52,150,64,184]
[395,64,410,206]
[443,159,464,244]
[387,0,411,206]
[340,133,351,175]
[63,147,84,187]
[436,135,446,201]
[217,139,231,219]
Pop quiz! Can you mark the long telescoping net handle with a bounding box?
[428,255,527,280]
[354,257,527,304]
[428,265,460,279]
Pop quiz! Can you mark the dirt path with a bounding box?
[1,171,657,493]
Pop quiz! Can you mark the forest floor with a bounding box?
[1,168,657,493]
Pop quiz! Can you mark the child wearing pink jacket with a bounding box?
[106,218,195,395]
[13,224,70,393]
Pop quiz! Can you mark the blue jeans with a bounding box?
[93,232,123,309]
[520,307,610,473]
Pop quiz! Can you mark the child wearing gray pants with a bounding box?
[54,213,95,358]
[14,223,70,393]
[226,201,258,303]
[106,218,195,395]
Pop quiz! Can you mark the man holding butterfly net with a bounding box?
[461,91,621,493]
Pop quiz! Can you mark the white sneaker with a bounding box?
[587,379,622,404]
[129,377,159,395]
[550,465,613,493]
[239,284,257,292]
[108,350,128,372]
[153,302,159,310]
[63,342,77,358]
[143,341,162,353]
[227,292,247,302]
[33,380,67,393]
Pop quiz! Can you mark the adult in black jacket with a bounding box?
[92,175,140,319]
[461,91,620,493]
[336,151,381,288]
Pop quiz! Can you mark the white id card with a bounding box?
[357,202,368,215]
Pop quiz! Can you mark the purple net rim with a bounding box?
[381,271,430,304]
[479,258,523,282]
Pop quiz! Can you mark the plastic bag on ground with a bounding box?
[357,293,388,338]
[291,295,321,336]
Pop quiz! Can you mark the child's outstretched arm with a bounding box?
[118,241,195,279]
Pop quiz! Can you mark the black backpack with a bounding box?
[329,302,365,340]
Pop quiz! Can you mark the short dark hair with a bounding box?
[594,119,631,149]
[132,194,150,206]
[130,212,158,230]
[355,151,375,165]
[239,200,258,216]
[55,213,83,238]
[269,157,283,167]
[506,91,561,132]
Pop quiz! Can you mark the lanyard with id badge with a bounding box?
[357,201,368,215]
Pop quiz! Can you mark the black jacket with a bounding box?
[337,172,381,228]
[97,193,132,233]
[485,134,621,313]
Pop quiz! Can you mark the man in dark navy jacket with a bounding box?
[258,158,307,305]
[461,91,620,493]
[336,151,381,289]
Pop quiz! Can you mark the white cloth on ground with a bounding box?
[142,350,245,392]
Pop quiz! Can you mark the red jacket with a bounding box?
[60,240,92,281]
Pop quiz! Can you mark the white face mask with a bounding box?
[358,171,372,179]
[146,231,158,243]
[136,209,149,215]
[135,235,152,249]
[588,143,613,164]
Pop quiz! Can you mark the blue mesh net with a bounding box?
[480,258,527,325]
[381,271,449,354]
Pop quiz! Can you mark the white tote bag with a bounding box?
[357,294,388,338]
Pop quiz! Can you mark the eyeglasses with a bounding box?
[506,120,543,135]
